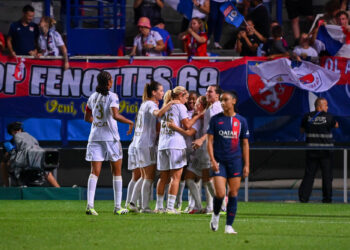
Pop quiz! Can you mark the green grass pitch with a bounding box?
[1,201,350,250]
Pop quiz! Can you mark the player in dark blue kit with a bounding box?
[207,90,249,234]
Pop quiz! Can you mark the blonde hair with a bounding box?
[40,16,56,28]
[163,86,187,106]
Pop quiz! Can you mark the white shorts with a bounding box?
[128,146,139,170]
[157,149,187,171]
[136,146,157,168]
[85,141,123,162]
[187,148,210,177]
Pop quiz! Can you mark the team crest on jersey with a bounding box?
[247,63,295,113]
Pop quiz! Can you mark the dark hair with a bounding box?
[96,71,111,96]
[271,25,282,38]
[142,81,161,102]
[324,0,341,14]
[7,122,23,135]
[208,85,222,96]
[336,10,349,19]
[221,90,239,112]
[314,97,327,109]
[23,5,34,13]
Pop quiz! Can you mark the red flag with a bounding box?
[13,58,25,81]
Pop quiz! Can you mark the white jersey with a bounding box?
[133,100,159,148]
[158,103,189,150]
[202,100,223,134]
[185,110,194,148]
[38,28,65,56]
[87,91,120,142]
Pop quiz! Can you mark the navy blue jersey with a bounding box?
[207,112,249,161]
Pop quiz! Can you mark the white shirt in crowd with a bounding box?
[192,0,207,19]
[133,100,159,148]
[87,91,120,142]
[133,30,163,57]
[158,103,189,150]
[38,28,65,56]
[293,46,318,58]
[202,100,223,134]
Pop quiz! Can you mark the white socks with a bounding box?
[167,194,177,210]
[113,175,123,209]
[176,181,185,208]
[156,194,164,210]
[131,178,143,206]
[141,179,153,209]
[87,174,98,208]
[186,179,202,209]
[126,179,136,206]
[204,181,215,210]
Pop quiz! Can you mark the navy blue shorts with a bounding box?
[210,158,243,179]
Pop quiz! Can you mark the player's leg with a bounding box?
[129,168,144,212]
[86,161,102,215]
[110,159,128,214]
[141,164,156,212]
[156,170,169,212]
[185,170,202,213]
[167,168,183,213]
[210,175,226,231]
[225,177,241,234]
[125,168,141,208]
[202,169,215,213]
[175,168,186,211]
[45,172,60,187]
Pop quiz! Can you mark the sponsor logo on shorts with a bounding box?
[234,172,240,176]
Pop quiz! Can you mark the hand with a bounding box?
[243,164,249,178]
[188,27,194,34]
[63,61,70,71]
[127,122,134,135]
[28,50,37,56]
[241,31,247,38]
[211,159,219,173]
[192,138,203,149]
[166,120,176,130]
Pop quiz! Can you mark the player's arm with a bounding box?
[167,121,196,137]
[192,133,206,149]
[153,100,180,118]
[84,105,93,123]
[242,138,250,178]
[111,107,134,135]
[207,134,218,172]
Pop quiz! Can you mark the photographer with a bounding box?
[1,122,60,187]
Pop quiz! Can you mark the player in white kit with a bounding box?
[155,86,201,214]
[84,71,134,216]
[168,95,207,213]
[192,85,223,213]
[130,81,180,213]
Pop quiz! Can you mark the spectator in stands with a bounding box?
[299,97,339,203]
[181,0,210,33]
[38,17,70,70]
[180,17,208,56]
[270,20,287,49]
[130,17,165,57]
[261,24,289,60]
[1,122,60,187]
[207,0,224,49]
[134,0,164,26]
[151,18,174,56]
[0,32,5,54]
[292,33,318,61]
[285,0,314,43]
[7,5,39,57]
[247,0,270,40]
[235,19,264,56]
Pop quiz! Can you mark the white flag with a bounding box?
[249,58,340,93]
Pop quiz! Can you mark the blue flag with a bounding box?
[164,0,193,20]
[220,2,244,28]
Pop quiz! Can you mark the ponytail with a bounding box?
[142,81,162,102]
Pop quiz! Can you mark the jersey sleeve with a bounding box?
[207,116,215,135]
[148,101,158,116]
[301,114,308,130]
[109,93,120,109]
[178,104,189,121]
[86,95,93,110]
[153,30,163,42]
[239,117,250,139]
